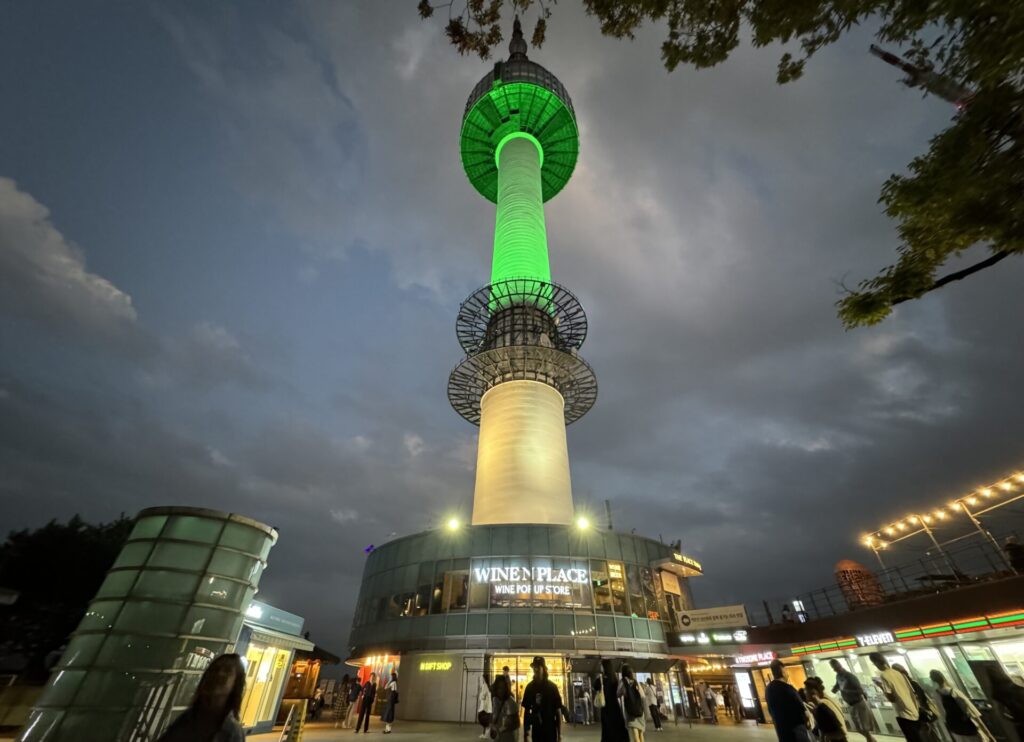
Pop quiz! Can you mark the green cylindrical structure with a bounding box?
[492,135,550,287]
[19,506,278,742]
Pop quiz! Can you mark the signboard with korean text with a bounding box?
[679,604,749,630]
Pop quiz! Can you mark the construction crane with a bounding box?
[869,44,974,110]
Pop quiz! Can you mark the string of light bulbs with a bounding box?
[861,469,1024,550]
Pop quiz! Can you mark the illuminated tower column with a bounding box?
[448,20,596,525]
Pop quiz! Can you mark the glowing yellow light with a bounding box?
[1016,473,1024,483]
[949,502,962,511]
[967,497,979,506]
[908,516,919,524]
[576,516,590,530]
[999,482,1012,492]
[897,522,908,531]
[922,515,933,524]
[446,517,460,531]
[885,527,895,535]
[980,488,994,497]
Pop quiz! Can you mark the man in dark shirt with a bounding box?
[522,656,562,742]
[765,660,810,742]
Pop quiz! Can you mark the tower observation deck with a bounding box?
[448,19,596,526]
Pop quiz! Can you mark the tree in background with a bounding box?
[419,0,1023,328]
[0,515,132,682]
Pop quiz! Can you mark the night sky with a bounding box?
[2,2,1023,653]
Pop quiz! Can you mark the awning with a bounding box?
[249,626,314,652]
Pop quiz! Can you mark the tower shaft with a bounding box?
[492,136,550,286]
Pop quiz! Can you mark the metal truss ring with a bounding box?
[455,278,588,355]
[447,345,597,426]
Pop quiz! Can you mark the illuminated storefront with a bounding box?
[235,601,313,734]
[794,609,1024,740]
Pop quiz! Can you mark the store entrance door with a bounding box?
[491,655,568,707]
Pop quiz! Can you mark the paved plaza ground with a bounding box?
[251,719,779,742]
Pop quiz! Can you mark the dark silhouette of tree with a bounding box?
[420,1,1024,328]
[0,514,132,681]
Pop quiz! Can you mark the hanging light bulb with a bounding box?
[999,482,1012,492]
[980,488,994,497]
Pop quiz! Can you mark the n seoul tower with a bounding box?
[448,18,597,526]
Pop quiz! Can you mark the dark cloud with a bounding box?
[1,1,1023,653]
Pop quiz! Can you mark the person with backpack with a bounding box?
[618,663,647,742]
[869,653,923,742]
[930,670,992,742]
[893,664,942,742]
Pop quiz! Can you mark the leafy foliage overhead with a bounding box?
[420,0,1024,327]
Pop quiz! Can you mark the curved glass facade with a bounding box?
[348,525,693,657]
[21,507,277,742]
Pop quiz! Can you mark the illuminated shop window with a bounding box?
[607,561,628,614]
[591,560,612,612]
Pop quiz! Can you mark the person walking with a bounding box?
[986,665,1024,741]
[830,659,878,742]
[354,672,377,734]
[723,685,734,720]
[869,653,923,742]
[893,664,942,742]
[766,659,812,742]
[345,675,363,729]
[597,659,629,742]
[644,678,662,731]
[730,684,744,722]
[477,675,494,739]
[705,685,719,724]
[522,657,562,742]
[381,671,398,734]
[157,654,246,742]
[490,675,521,742]
[617,664,647,742]
[805,677,848,742]
[582,687,593,725]
[930,670,992,742]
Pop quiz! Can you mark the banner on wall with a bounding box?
[678,604,749,630]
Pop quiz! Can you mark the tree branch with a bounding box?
[890,249,1013,306]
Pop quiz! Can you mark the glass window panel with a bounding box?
[396,538,411,567]
[942,646,985,697]
[218,522,268,556]
[549,528,569,556]
[625,563,643,617]
[113,542,154,569]
[649,622,665,641]
[615,616,634,638]
[414,582,432,616]
[115,601,186,634]
[488,613,509,634]
[129,516,166,541]
[492,527,510,555]
[60,634,104,668]
[446,614,467,635]
[38,669,85,707]
[195,575,248,608]
[591,560,612,612]
[529,526,549,554]
[419,561,436,584]
[619,536,638,563]
[79,601,123,631]
[633,618,651,640]
[469,558,490,609]
[444,570,469,612]
[510,613,531,635]
[533,613,553,635]
[182,606,240,640]
[607,561,628,614]
[575,614,596,636]
[131,570,200,602]
[96,570,138,599]
[147,542,211,572]
[553,614,574,636]
[466,613,487,635]
[639,567,660,620]
[511,527,530,554]
[596,615,616,637]
[95,634,187,670]
[604,535,622,560]
[162,516,223,544]
[208,549,260,583]
[472,528,491,556]
[453,557,470,571]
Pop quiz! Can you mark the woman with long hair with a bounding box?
[618,663,647,742]
[596,658,629,742]
[477,674,494,739]
[489,675,521,742]
[158,654,246,742]
[381,670,398,735]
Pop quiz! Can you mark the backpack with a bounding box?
[623,679,645,719]
[940,692,977,736]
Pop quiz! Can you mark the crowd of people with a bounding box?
[765,656,1024,742]
[330,669,400,734]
